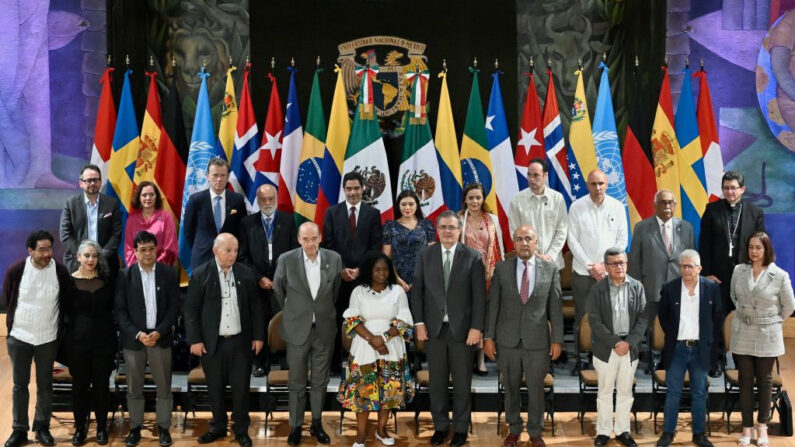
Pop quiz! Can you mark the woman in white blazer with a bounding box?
[730,232,795,447]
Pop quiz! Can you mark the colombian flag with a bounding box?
[434,70,463,212]
[295,67,326,225]
[460,67,497,213]
[651,67,682,217]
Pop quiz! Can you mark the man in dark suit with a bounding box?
[182,158,247,273]
[273,222,342,446]
[655,249,721,447]
[184,233,264,447]
[484,225,563,447]
[115,231,180,447]
[412,210,486,447]
[321,171,382,372]
[238,184,298,377]
[59,164,122,273]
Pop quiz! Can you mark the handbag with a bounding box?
[778,390,793,436]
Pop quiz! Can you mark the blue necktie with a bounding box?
[214,196,223,232]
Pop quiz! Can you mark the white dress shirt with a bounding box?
[516,256,537,297]
[507,187,568,269]
[609,277,630,336]
[85,194,99,242]
[567,195,628,275]
[678,280,701,340]
[210,190,226,227]
[9,257,59,345]
[216,261,242,336]
[304,251,322,323]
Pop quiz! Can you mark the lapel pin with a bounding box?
[156,286,160,291]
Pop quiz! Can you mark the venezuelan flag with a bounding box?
[215,67,238,163]
[569,68,598,181]
[675,67,708,242]
[460,67,497,213]
[435,70,463,212]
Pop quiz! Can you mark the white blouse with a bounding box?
[343,285,413,365]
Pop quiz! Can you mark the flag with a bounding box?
[253,73,284,196]
[294,67,326,225]
[134,71,163,186]
[215,67,237,163]
[542,69,574,205]
[178,67,218,276]
[435,70,463,212]
[279,66,303,213]
[694,69,724,202]
[486,70,518,252]
[622,66,657,233]
[341,64,393,222]
[675,67,709,242]
[230,63,261,211]
[515,72,544,190]
[460,67,497,213]
[569,68,598,184]
[90,67,116,188]
[652,66,682,217]
[154,77,188,221]
[314,66,350,230]
[398,69,444,221]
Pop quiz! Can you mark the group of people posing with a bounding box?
[2,157,793,447]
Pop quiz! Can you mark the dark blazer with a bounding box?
[238,210,298,281]
[182,189,247,271]
[658,276,722,370]
[485,257,563,350]
[411,243,486,342]
[629,216,695,303]
[59,192,122,273]
[699,198,765,282]
[2,258,71,335]
[114,262,180,350]
[184,260,264,356]
[587,275,648,363]
[322,202,382,268]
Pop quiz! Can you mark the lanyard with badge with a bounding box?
[262,215,274,262]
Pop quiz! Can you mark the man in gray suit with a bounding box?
[59,164,122,273]
[273,222,342,446]
[588,248,647,447]
[412,210,486,447]
[484,225,563,447]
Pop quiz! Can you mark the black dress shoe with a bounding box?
[71,427,87,446]
[450,432,468,446]
[252,367,266,377]
[197,430,226,444]
[96,427,108,445]
[158,428,173,446]
[5,430,28,447]
[708,364,723,378]
[472,368,488,377]
[125,427,142,446]
[692,433,714,447]
[286,427,301,446]
[593,434,610,446]
[35,428,55,446]
[615,432,637,447]
[309,422,330,444]
[656,431,674,447]
[430,430,448,446]
[235,433,252,447]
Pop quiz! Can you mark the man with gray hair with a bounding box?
[587,248,646,447]
[655,249,721,447]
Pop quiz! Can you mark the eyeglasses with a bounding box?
[657,200,676,208]
[722,185,741,191]
[438,225,460,232]
[680,264,699,270]
[33,247,53,253]
[605,261,626,268]
[80,178,101,184]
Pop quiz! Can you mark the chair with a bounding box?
[650,316,711,435]
[183,365,209,432]
[264,311,290,431]
[577,314,639,435]
[722,311,784,433]
[412,337,472,434]
[52,365,74,412]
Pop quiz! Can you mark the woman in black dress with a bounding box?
[66,240,118,446]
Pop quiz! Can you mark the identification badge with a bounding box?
[268,243,273,262]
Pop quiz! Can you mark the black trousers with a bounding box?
[7,337,58,431]
[426,323,475,434]
[253,291,278,371]
[70,347,116,429]
[735,354,776,427]
[201,335,252,435]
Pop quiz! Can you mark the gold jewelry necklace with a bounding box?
[77,268,98,280]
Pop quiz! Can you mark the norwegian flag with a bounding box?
[254,72,284,192]
[542,69,572,206]
[230,63,261,212]
[515,71,544,190]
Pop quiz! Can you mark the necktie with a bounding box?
[349,206,357,234]
[520,261,530,304]
[443,249,451,291]
[265,216,273,242]
[213,196,223,232]
[662,224,672,255]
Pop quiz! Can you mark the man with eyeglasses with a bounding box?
[2,231,71,447]
[587,248,647,447]
[655,250,721,447]
[59,164,122,273]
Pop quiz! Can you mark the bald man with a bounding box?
[184,233,264,447]
[238,184,298,377]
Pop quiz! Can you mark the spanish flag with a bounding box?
[651,67,682,217]
[134,71,162,187]
[460,66,497,213]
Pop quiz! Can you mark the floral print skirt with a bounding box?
[337,356,415,412]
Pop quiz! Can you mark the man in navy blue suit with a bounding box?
[182,158,247,272]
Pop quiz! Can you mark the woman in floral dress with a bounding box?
[382,189,436,293]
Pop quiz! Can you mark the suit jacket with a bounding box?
[273,247,342,346]
[411,243,486,342]
[2,258,71,336]
[182,189,247,271]
[628,216,695,303]
[59,192,122,272]
[184,260,264,356]
[485,257,563,350]
[587,275,647,363]
[699,198,765,282]
[658,276,722,370]
[238,210,298,282]
[114,262,180,350]
[322,202,382,268]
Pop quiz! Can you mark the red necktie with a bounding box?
[349,206,357,234]
[520,261,530,304]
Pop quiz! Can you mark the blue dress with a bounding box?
[383,219,436,284]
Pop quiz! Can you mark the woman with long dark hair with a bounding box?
[382,189,435,292]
